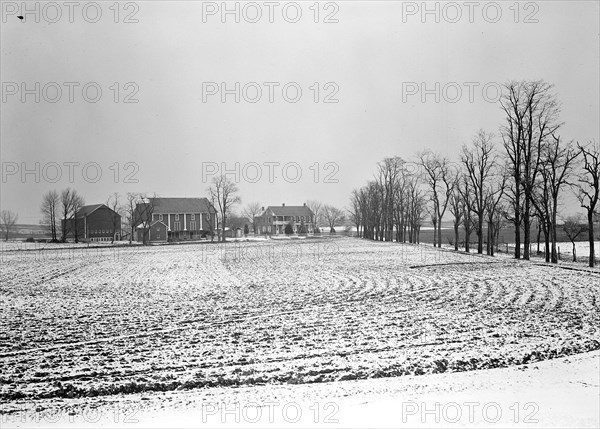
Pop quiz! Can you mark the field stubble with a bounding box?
[0,237,598,402]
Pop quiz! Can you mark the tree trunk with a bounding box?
[551,201,558,263]
[537,221,542,255]
[454,224,459,251]
[438,216,443,248]
[465,215,471,253]
[489,222,496,256]
[62,215,67,242]
[486,222,491,255]
[523,204,531,260]
[588,211,595,268]
[544,227,550,263]
[572,242,577,262]
[478,215,484,254]
[514,193,521,259]
[514,216,521,259]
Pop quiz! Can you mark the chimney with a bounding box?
[303,202,306,206]
[282,203,285,207]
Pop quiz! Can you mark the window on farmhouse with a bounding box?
[190,221,197,230]
[174,222,181,230]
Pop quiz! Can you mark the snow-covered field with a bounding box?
[0,240,141,253]
[548,241,599,260]
[1,237,599,426]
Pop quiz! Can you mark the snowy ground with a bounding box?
[2,350,598,428]
[1,237,598,427]
[540,241,599,261]
[0,240,142,253]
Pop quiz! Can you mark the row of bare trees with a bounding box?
[0,210,19,241]
[350,156,428,243]
[40,188,85,242]
[350,79,600,267]
[501,80,599,266]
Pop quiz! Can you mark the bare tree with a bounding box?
[40,190,59,242]
[392,166,409,243]
[241,202,262,235]
[226,212,247,234]
[349,190,363,238]
[484,172,507,256]
[0,210,18,241]
[500,80,562,260]
[562,215,588,262]
[448,185,464,251]
[322,205,346,233]
[59,188,84,242]
[106,192,123,243]
[203,198,218,242]
[536,135,579,262]
[418,150,455,248]
[461,130,497,254]
[531,170,552,262]
[458,175,476,252]
[492,201,509,254]
[71,192,85,243]
[305,200,323,229]
[60,188,74,242]
[406,173,426,244]
[376,157,404,242]
[124,192,138,244]
[208,175,241,242]
[575,141,600,267]
[136,194,156,245]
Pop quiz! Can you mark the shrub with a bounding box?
[284,223,294,235]
[25,237,35,242]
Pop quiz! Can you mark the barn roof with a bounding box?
[149,197,214,214]
[75,204,106,218]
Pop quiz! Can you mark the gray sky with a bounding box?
[1,1,598,223]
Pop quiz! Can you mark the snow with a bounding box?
[3,351,598,428]
[0,240,140,253]
[1,237,598,427]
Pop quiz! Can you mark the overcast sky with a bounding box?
[1,1,598,223]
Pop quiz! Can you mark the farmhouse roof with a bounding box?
[149,198,214,214]
[261,205,314,217]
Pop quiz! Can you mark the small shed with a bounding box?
[136,220,168,243]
